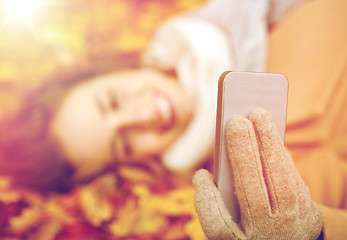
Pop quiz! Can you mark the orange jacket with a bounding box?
[267,0,347,238]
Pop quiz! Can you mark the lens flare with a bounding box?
[1,0,41,23]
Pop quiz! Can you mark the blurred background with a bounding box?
[0,0,205,118]
[0,0,207,239]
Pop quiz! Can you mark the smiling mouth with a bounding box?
[154,90,175,130]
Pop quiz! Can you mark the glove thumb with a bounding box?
[193,169,244,240]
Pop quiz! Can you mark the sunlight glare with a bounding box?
[2,0,41,23]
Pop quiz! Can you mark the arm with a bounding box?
[295,149,347,239]
[318,204,347,240]
[142,0,305,172]
[183,0,304,71]
[187,0,269,72]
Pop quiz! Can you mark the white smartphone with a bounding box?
[214,71,288,222]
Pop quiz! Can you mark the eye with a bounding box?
[108,90,118,110]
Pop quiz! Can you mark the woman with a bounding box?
[0,68,194,192]
[0,0,315,191]
[0,0,302,193]
[51,68,194,183]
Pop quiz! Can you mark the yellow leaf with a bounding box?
[0,178,21,204]
[79,187,113,227]
[44,199,74,224]
[9,208,44,234]
[119,166,155,184]
[133,185,205,239]
[28,221,62,240]
[109,198,138,237]
[185,215,207,240]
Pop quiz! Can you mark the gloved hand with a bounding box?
[193,109,323,240]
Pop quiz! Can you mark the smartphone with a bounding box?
[214,71,288,222]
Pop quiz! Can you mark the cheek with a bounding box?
[127,128,183,159]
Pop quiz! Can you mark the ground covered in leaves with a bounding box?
[0,161,206,239]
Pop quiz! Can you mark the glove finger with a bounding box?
[249,108,296,212]
[193,169,244,240]
[226,116,271,223]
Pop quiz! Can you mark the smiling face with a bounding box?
[51,68,194,180]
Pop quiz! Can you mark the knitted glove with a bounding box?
[193,109,323,240]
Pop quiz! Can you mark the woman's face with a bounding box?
[51,68,194,179]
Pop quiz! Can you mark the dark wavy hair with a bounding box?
[0,53,141,193]
[0,72,96,193]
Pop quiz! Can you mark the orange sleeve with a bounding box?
[267,0,347,234]
[317,204,347,240]
[294,149,347,208]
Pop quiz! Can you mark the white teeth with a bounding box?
[156,92,172,127]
